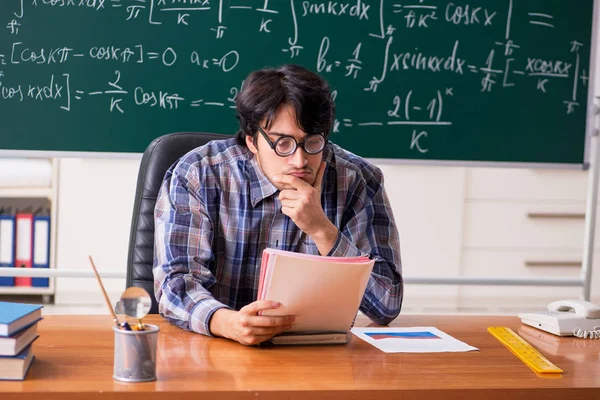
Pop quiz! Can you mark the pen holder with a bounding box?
[113,324,159,382]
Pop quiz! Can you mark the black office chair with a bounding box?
[126,132,229,314]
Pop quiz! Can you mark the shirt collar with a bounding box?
[321,142,335,169]
[248,155,278,207]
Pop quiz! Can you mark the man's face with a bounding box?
[246,104,324,191]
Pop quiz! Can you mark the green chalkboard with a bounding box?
[0,0,595,165]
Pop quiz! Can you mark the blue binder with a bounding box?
[0,214,16,287]
[31,215,50,288]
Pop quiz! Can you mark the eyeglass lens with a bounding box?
[276,135,325,156]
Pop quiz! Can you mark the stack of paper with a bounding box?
[257,248,374,343]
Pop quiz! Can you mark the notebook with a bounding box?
[0,323,39,356]
[0,302,43,337]
[0,345,35,381]
[257,248,374,345]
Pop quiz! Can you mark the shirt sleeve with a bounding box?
[326,167,403,326]
[153,162,229,336]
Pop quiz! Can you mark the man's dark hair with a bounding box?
[235,64,335,147]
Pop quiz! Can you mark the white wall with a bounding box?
[379,165,465,309]
[55,158,140,305]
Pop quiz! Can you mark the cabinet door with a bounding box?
[458,249,593,310]
[466,168,587,202]
[377,164,466,311]
[54,158,140,304]
[463,202,586,250]
[458,167,599,310]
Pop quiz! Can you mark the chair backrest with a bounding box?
[126,132,229,314]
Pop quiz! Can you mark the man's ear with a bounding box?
[246,134,258,154]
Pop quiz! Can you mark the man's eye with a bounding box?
[278,139,295,151]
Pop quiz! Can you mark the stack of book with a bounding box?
[0,302,43,380]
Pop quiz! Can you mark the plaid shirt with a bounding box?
[154,138,403,336]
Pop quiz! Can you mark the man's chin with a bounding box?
[276,181,312,190]
[271,175,314,190]
[279,183,297,191]
[293,176,314,186]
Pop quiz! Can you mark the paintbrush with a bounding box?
[88,255,131,330]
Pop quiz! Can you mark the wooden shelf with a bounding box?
[0,286,54,295]
[0,187,53,199]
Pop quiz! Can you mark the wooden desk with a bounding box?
[1,314,599,400]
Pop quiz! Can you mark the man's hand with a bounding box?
[273,162,338,254]
[209,301,295,345]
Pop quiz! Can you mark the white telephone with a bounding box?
[518,299,600,339]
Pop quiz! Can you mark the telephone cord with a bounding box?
[572,327,600,339]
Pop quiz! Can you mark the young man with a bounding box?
[154,64,403,345]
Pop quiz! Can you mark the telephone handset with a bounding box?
[518,299,600,339]
[547,299,600,318]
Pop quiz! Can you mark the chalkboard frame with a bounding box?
[0,0,597,169]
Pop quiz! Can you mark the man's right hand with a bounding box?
[209,301,295,345]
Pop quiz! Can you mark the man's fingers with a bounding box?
[248,332,290,345]
[281,205,295,216]
[278,190,301,201]
[244,324,294,345]
[313,162,326,190]
[272,174,309,190]
[280,199,298,208]
[246,315,295,328]
[240,300,281,315]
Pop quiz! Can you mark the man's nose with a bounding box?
[288,148,308,168]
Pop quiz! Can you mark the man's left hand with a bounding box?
[273,162,338,254]
[274,162,328,235]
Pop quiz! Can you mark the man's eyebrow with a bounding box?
[267,131,294,138]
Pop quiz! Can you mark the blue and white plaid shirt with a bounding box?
[154,138,403,336]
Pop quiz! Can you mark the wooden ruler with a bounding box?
[487,327,563,374]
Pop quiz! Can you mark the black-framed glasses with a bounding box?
[257,126,327,157]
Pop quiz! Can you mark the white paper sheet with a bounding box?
[350,327,479,353]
